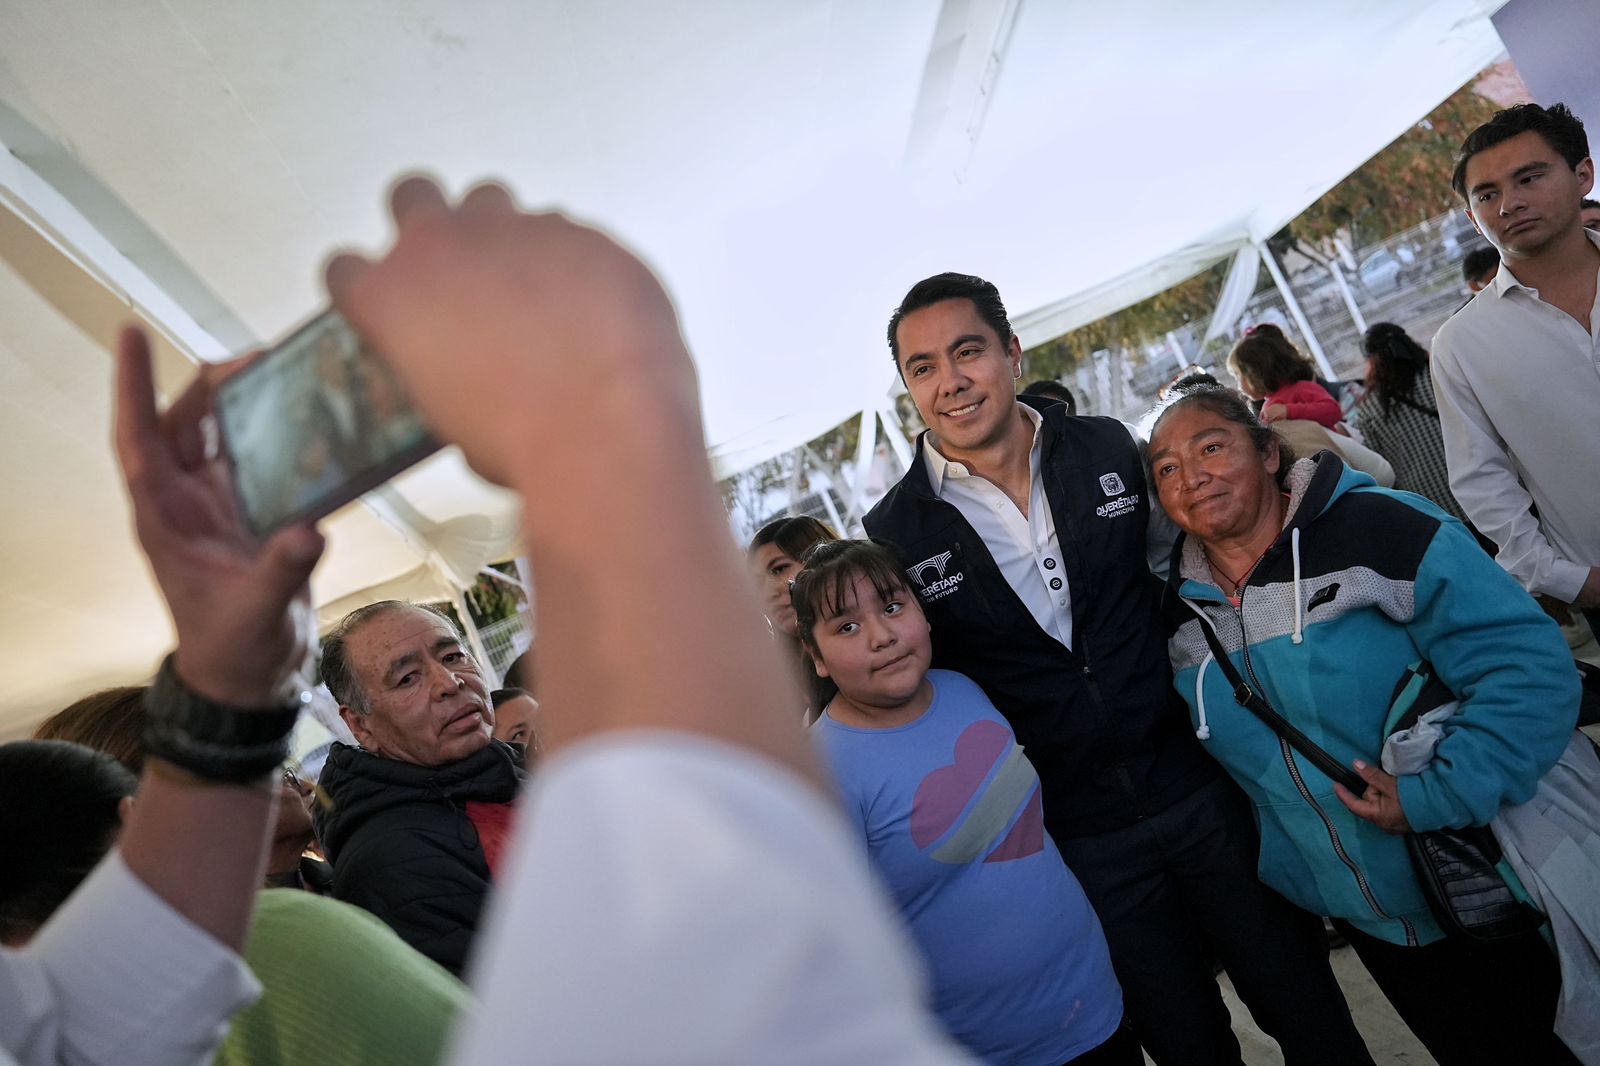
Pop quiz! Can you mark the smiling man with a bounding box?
[864,274,1372,1065]
[312,600,523,976]
[1433,103,1600,634]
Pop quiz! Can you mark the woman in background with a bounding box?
[1356,323,1471,525]
[747,515,839,721]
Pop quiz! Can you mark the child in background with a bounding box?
[1227,323,1344,428]
[796,540,1135,1066]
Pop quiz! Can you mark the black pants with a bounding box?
[1063,1022,1144,1066]
[1055,776,1373,1066]
[1333,919,1577,1066]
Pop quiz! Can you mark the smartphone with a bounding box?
[215,308,441,537]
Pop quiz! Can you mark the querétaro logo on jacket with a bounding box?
[907,550,965,602]
[911,720,1045,864]
[1095,470,1140,518]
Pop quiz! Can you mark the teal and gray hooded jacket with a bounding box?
[1161,453,1579,946]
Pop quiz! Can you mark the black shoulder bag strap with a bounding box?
[1186,601,1368,796]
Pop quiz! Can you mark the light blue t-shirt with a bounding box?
[815,669,1122,1065]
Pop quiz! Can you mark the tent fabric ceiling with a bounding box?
[0,0,1505,732]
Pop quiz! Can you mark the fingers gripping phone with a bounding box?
[216,309,441,537]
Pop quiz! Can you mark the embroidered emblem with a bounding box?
[906,550,965,602]
[1098,472,1126,496]
[907,551,954,587]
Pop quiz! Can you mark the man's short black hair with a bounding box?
[886,273,1012,366]
[1019,379,1076,414]
[1452,103,1590,201]
[1461,246,1500,285]
[1583,198,1600,210]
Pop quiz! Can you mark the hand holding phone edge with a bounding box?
[114,327,324,709]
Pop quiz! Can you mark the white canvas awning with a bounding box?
[0,0,1508,732]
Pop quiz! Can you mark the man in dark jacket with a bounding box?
[312,600,522,976]
[863,274,1372,1065]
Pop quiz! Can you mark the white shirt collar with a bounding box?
[920,402,1042,496]
[1488,227,1600,300]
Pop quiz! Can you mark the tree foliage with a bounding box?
[1020,77,1503,381]
[1021,262,1228,384]
[1288,86,1501,251]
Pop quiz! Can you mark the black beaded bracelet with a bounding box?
[141,654,307,782]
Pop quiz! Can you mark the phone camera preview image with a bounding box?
[216,310,439,538]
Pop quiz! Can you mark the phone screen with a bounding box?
[215,309,440,537]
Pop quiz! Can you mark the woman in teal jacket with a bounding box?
[1146,385,1580,1066]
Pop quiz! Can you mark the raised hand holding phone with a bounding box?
[114,327,324,707]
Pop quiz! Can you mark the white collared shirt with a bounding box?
[1431,229,1600,601]
[921,404,1075,649]
[0,853,260,1066]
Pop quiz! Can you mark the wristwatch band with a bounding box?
[142,653,308,782]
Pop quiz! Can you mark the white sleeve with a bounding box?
[1325,430,1395,487]
[0,854,260,1066]
[1431,343,1588,601]
[451,733,974,1066]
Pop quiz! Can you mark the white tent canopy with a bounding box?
[0,0,1506,732]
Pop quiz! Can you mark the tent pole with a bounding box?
[452,589,498,687]
[845,408,876,523]
[1260,241,1335,380]
[1326,260,1367,335]
[878,404,915,472]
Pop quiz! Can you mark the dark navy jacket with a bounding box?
[864,399,1217,840]
[315,739,523,976]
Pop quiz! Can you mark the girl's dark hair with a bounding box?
[33,686,148,775]
[0,740,138,945]
[1149,384,1296,491]
[747,515,839,561]
[1361,322,1430,414]
[789,540,914,651]
[1227,323,1315,394]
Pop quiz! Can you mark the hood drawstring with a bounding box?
[1180,594,1220,741]
[1291,526,1305,645]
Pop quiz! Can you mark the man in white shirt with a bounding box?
[3,179,972,1066]
[1432,102,1600,633]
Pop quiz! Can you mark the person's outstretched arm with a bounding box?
[328,178,967,1065]
[0,333,326,1066]
[111,330,324,948]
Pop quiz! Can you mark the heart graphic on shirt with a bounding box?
[910,720,1045,864]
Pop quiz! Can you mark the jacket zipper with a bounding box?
[1232,592,1418,947]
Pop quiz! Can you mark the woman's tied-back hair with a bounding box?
[789,540,914,651]
[746,516,839,562]
[33,686,148,775]
[0,740,138,945]
[1361,322,1431,415]
[1149,384,1297,491]
[1227,323,1315,395]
